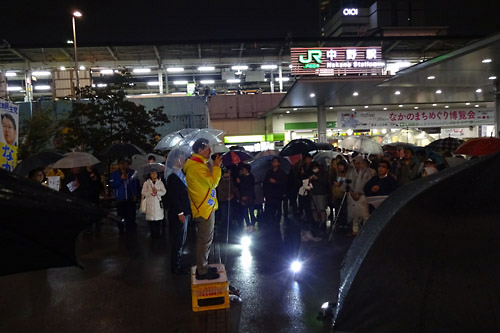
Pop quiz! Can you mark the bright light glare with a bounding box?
[261,64,277,70]
[309,93,315,97]
[226,79,240,83]
[100,69,113,75]
[482,59,492,63]
[427,76,435,80]
[34,85,51,90]
[133,68,151,74]
[231,65,248,71]
[475,88,482,93]
[290,260,303,273]
[198,66,215,71]
[241,236,252,248]
[200,80,215,84]
[5,72,16,77]
[167,67,184,72]
[32,71,51,76]
[59,66,66,71]
[395,90,401,95]
[96,83,107,87]
[79,65,85,70]
[352,91,359,96]
[321,302,329,310]
[73,11,82,17]
[275,77,290,82]
[173,80,188,85]
[7,86,22,91]
[147,81,160,86]
[435,90,442,94]
[489,76,497,80]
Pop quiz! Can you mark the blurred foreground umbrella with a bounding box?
[154,128,199,151]
[247,155,291,183]
[339,136,383,155]
[14,152,64,177]
[0,169,111,276]
[254,150,279,159]
[222,150,253,167]
[101,143,145,158]
[280,139,319,156]
[316,142,333,150]
[382,128,435,146]
[333,153,500,332]
[426,137,464,154]
[52,152,100,169]
[454,137,500,156]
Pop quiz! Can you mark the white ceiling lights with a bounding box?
[173,80,188,85]
[475,88,482,93]
[231,65,248,71]
[133,68,151,74]
[200,80,215,84]
[394,90,401,95]
[32,71,51,76]
[482,59,492,63]
[309,93,315,98]
[167,67,184,73]
[427,76,436,80]
[352,91,359,96]
[227,79,241,83]
[5,72,16,77]
[198,66,215,71]
[435,89,442,94]
[261,65,277,70]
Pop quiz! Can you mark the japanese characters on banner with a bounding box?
[337,109,495,129]
[0,98,19,171]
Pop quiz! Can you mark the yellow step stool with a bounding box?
[191,264,229,312]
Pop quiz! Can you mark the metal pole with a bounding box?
[72,16,80,99]
[495,80,500,137]
[164,69,169,94]
[270,69,275,93]
[158,67,164,94]
[317,104,327,143]
[278,65,283,93]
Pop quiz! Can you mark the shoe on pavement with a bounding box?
[196,270,220,280]
[208,266,218,273]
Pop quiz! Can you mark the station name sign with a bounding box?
[291,47,384,76]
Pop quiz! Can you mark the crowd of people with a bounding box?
[23,140,453,281]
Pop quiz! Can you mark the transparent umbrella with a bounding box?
[154,128,199,151]
[164,144,192,180]
[339,136,383,155]
[52,152,100,169]
[382,128,435,146]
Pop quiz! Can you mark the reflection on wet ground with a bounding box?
[0,211,353,332]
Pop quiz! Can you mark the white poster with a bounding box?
[48,176,60,191]
[0,98,19,171]
[337,109,495,129]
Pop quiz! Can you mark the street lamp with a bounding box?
[72,10,82,99]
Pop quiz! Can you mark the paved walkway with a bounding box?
[0,211,353,332]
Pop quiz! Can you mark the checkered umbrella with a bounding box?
[426,137,464,153]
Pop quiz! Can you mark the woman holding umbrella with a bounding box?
[141,170,166,239]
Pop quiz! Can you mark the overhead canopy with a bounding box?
[273,32,500,113]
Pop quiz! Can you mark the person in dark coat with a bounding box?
[110,159,139,233]
[166,157,192,275]
[364,160,399,214]
[236,164,256,232]
[263,157,288,230]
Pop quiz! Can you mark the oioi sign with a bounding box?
[343,8,358,16]
[291,47,385,76]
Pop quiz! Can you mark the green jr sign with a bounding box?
[298,50,322,69]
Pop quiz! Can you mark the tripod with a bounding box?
[328,184,350,242]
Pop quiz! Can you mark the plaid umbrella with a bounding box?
[426,137,464,153]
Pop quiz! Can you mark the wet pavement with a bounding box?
[0,210,353,332]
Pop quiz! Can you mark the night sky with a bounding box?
[1,0,500,47]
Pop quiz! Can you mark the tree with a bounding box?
[59,73,169,154]
[18,109,57,160]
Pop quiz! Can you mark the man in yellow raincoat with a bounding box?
[183,138,222,280]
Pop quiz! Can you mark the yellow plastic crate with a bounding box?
[191,264,229,312]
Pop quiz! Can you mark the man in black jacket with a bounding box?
[166,154,192,275]
[263,157,287,231]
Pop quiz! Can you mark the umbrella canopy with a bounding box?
[0,168,107,276]
[212,144,229,154]
[13,151,64,177]
[333,153,500,332]
[316,142,333,150]
[247,155,291,183]
[164,144,192,179]
[339,136,383,155]
[52,152,100,169]
[425,137,464,153]
[312,151,340,171]
[100,143,145,158]
[154,128,199,151]
[382,143,418,158]
[381,128,435,146]
[130,153,165,171]
[221,150,253,167]
[254,150,279,159]
[131,163,165,181]
[279,139,319,156]
[454,137,500,156]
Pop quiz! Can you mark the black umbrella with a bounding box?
[333,153,500,332]
[426,137,464,153]
[13,151,64,177]
[0,168,108,276]
[100,143,145,158]
[247,155,291,183]
[279,139,319,156]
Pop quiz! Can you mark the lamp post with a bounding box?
[72,11,82,99]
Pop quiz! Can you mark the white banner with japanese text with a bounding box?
[0,98,19,171]
[337,109,495,129]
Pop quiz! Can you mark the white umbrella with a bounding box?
[382,128,435,146]
[313,151,341,170]
[184,128,225,148]
[130,153,165,171]
[339,136,383,155]
[212,143,229,154]
[164,144,192,179]
[155,128,225,151]
[52,152,100,169]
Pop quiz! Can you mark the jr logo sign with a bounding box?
[299,50,322,64]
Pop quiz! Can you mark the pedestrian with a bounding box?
[110,159,139,233]
[147,155,156,164]
[166,148,192,275]
[28,168,46,184]
[236,164,256,233]
[309,161,330,236]
[397,148,420,185]
[183,138,222,280]
[296,154,313,221]
[263,157,287,233]
[216,167,239,241]
[141,170,166,238]
[364,160,399,213]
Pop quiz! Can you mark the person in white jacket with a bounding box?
[141,171,166,238]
